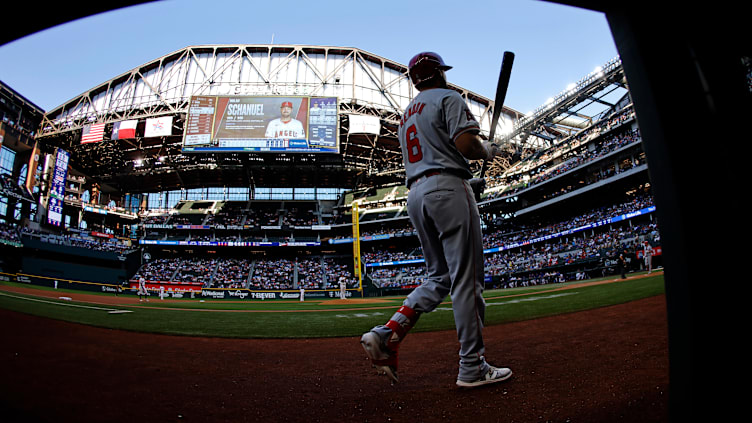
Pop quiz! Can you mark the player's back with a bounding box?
[398,88,476,185]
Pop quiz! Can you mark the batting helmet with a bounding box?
[408,52,452,87]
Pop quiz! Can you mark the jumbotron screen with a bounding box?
[182,95,338,153]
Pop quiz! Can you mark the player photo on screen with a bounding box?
[265,100,306,139]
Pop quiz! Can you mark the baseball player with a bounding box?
[339,278,346,300]
[138,276,149,302]
[643,240,654,273]
[265,101,306,139]
[360,52,511,388]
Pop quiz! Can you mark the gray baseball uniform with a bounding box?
[376,87,491,381]
[399,88,476,185]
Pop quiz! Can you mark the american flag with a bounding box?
[81,123,106,143]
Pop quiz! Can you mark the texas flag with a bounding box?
[112,119,137,140]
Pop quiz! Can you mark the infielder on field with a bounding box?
[138,276,149,302]
[339,278,346,300]
[265,101,306,139]
[643,240,654,273]
[360,52,512,388]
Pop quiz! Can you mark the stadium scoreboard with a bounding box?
[47,148,70,227]
[182,95,339,153]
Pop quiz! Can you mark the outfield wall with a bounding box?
[20,236,141,285]
[1,272,123,295]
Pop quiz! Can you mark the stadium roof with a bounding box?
[33,44,627,195]
[34,44,524,194]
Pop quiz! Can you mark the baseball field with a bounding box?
[0,271,669,422]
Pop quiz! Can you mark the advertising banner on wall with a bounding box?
[348,114,380,135]
[25,140,40,196]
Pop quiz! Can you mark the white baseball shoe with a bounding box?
[456,365,512,388]
[360,331,399,383]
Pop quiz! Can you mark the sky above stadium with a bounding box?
[0,0,618,117]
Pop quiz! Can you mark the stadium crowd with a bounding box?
[365,193,658,290]
[484,108,637,193]
[133,258,180,282]
[19,227,132,253]
[213,258,253,288]
[249,258,294,290]
[484,129,641,201]
[128,254,360,291]
[324,257,359,289]
[0,221,21,244]
[173,258,217,285]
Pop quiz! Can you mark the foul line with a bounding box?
[435,292,577,311]
[0,291,131,314]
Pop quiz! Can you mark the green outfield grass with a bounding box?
[0,272,665,338]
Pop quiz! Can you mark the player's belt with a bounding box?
[408,169,465,189]
[407,170,441,189]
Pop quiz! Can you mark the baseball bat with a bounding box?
[479,51,515,179]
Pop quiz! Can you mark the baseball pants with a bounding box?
[403,173,490,381]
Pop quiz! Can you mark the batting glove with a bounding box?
[482,142,501,160]
[468,177,486,202]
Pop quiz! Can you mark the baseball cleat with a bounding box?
[456,365,512,388]
[360,331,399,383]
